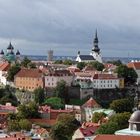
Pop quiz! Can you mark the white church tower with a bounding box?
[90,30,102,63]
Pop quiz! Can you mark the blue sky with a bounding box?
[0,0,140,57]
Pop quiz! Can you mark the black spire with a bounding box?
[0,50,4,55]
[7,42,14,50]
[92,30,100,53]
[16,50,20,55]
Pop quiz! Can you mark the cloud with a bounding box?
[0,0,139,57]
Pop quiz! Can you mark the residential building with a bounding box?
[127,61,140,84]
[0,62,10,85]
[14,68,44,91]
[92,73,124,89]
[72,122,99,140]
[45,69,73,88]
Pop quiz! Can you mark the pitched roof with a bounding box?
[94,135,140,140]
[15,68,43,78]
[127,62,140,70]
[93,73,117,79]
[82,97,100,108]
[79,125,98,137]
[0,62,10,71]
[79,55,95,61]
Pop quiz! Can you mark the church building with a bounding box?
[0,42,21,63]
[76,31,102,63]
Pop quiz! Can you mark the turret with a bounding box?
[7,42,14,53]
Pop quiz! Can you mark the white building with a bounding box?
[76,30,102,63]
[45,69,73,88]
[92,73,124,89]
[0,62,10,85]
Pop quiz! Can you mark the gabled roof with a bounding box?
[15,68,43,78]
[94,135,140,140]
[0,62,10,71]
[127,62,140,70]
[79,55,95,61]
[79,125,98,137]
[82,97,100,108]
[93,73,117,79]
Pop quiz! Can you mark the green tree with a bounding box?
[27,62,36,68]
[8,120,20,131]
[34,87,45,105]
[21,56,31,68]
[54,60,63,64]
[50,114,80,140]
[77,62,86,70]
[7,64,21,81]
[19,119,32,131]
[116,65,138,84]
[44,97,64,109]
[54,80,69,103]
[63,60,73,65]
[96,121,119,134]
[92,112,107,123]
[18,102,40,119]
[110,112,131,129]
[107,60,122,66]
[89,61,104,71]
[110,98,133,113]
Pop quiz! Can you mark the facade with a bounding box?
[0,42,21,63]
[76,31,102,63]
[92,73,124,89]
[45,69,73,88]
[127,61,140,84]
[0,62,10,85]
[14,68,44,91]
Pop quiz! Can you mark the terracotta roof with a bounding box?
[0,62,10,71]
[79,125,98,137]
[47,69,72,76]
[127,62,140,70]
[29,119,56,126]
[93,74,117,79]
[94,135,140,140]
[82,97,100,108]
[15,68,43,78]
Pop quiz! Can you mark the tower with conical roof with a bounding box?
[90,30,102,63]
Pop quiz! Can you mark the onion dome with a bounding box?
[129,110,140,124]
[0,50,4,55]
[16,50,20,55]
[7,42,14,50]
[94,30,98,44]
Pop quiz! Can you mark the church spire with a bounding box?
[92,30,100,53]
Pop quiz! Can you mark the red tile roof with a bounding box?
[93,74,117,79]
[127,62,140,70]
[94,135,140,140]
[79,125,99,137]
[0,62,10,71]
[29,119,56,126]
[15,68,43,78]
[82,97,100,108]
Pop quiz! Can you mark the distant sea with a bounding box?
[22,55,140,64]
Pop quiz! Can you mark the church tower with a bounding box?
[90,30,102,63]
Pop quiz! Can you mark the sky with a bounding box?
[0,0,140,57]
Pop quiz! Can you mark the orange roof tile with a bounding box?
[93,73,117,79]
[82,97,100,108]
[127,62,140,70]
[94,135,140,140]
[15,68,43,78]
[0,62,10,71]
